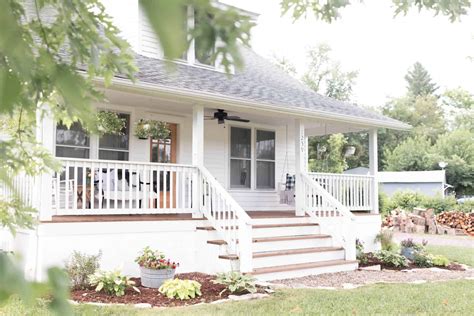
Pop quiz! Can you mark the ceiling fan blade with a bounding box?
[226,117,250,123]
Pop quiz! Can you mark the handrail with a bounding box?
[198,166,253,272]
[308,172,374,179]
[58,157,195,168]
[301,173,355,220]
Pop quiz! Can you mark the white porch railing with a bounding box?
[53,158,196,215]
[301,173,356,261]
[198,166,253,272]
[0,172,36,208]
[308,172,375,212]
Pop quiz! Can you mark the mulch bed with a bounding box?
[71,273,233,307]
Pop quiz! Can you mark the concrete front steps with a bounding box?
[199,214,358,281]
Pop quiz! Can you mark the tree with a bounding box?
[442,88,474,131]
[301,43,332,93]
[273,56,297,76]
[384,136,434,171]
[325,63,358,102]
[309,134,348,173]
[432,129,474,195]
[404,62,439,97]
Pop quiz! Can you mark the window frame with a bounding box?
[98,112,131,161]
[255,129,276,190]
[228,125,276,191]
[55,121,91,159]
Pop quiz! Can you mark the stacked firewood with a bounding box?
[383,208,473,236]
[436,211,474,236]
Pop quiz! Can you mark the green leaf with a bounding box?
[0,69,22,114]
[140,0,187,60]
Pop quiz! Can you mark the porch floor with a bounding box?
[45,211,302,223]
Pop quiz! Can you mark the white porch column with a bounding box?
[295,119,306,216]
[192,105,204,218]
[368,129,379,214]
[35,109,54,221]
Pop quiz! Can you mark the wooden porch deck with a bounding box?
[44,211,301,223]
[44,210,375,223]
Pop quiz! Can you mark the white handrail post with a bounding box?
[238,218,253,273]
[35,108,54,221]
[368,129,379,214]
[192,105,204,218]
[295,119,306,216]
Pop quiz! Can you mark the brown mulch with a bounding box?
[71,273,231,307]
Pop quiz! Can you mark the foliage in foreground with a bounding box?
[213,271,257,295]
[374,250,408,268]
[64,251,102,290]
[88,270,139,297]
[158,279,202,300]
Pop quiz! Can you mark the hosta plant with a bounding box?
[158,279,201,300]
[432,254,450,267]
[135,246,178,270]
[89,269,140,296]
[413,252,434,268]
[374,250,408,268]
[213,271,256,295]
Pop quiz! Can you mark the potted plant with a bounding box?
[134,119,170,140]
[400,238,427,260]
[135,246,178,288]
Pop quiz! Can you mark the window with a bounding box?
[99,113,130,161]
[256,130,275,189]
[56,122,90,158]
[230,127,251,188]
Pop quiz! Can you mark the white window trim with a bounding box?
[228,125,277,192]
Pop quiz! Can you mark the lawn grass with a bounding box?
[426,245,474,266]
[2,280,473,315]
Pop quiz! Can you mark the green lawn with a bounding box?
[2,280,474,316]
[426,245,474,266]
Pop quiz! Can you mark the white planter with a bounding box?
[140,267,175,288]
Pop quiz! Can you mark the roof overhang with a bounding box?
[96,77,411,131]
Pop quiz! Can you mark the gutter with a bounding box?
[96,77,411,131]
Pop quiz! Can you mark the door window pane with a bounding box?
[99,113,130,161]
[256,130,275,160]
[230,159,251,188]
[257,161,275,189]
[230,127,251,159]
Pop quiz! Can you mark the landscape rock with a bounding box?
[359,265,381,271]
[134,303,152,308]
[228,293,270,301]
[211,299,230,304]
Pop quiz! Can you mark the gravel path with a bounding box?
[274,268,474,289]
[393,232,474,248]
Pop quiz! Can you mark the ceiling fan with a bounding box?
[205,109,250,124]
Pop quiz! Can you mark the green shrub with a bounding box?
[89,270,139,296]
[356,239,368,264]
[64,250,101,290]
[389,190,425,211]
[413,252,434,268]
[379,191,391,216]
[375,229,397,251]
[432,254,450,267]
[457,200,474,213]
[159,279,202,300]
[213,271,257,295]
[374,250,408,268]
[422,195,457,214]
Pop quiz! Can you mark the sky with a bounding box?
[223,0,474,108]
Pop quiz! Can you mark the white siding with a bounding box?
[137,3,164,58]
[101,0,140,52]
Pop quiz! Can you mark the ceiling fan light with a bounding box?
[218,118,225,124]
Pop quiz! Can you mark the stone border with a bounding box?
[69,293,271,309]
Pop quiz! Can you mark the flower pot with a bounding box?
[401,247,416,261]
[140,267,175,288]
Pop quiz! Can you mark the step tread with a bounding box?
[253,246,344,258]
[252,259,358,275]
[253,234,331,243]
[197,223,319,231]
[207,240,227,245]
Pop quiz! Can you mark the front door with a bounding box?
[150,123,177,208]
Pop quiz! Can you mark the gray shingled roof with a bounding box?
[133,48,408,129]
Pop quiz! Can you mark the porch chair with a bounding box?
[98,169,157,209]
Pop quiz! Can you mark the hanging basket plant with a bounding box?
[134,119,170,140]
[96,111,126,136]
